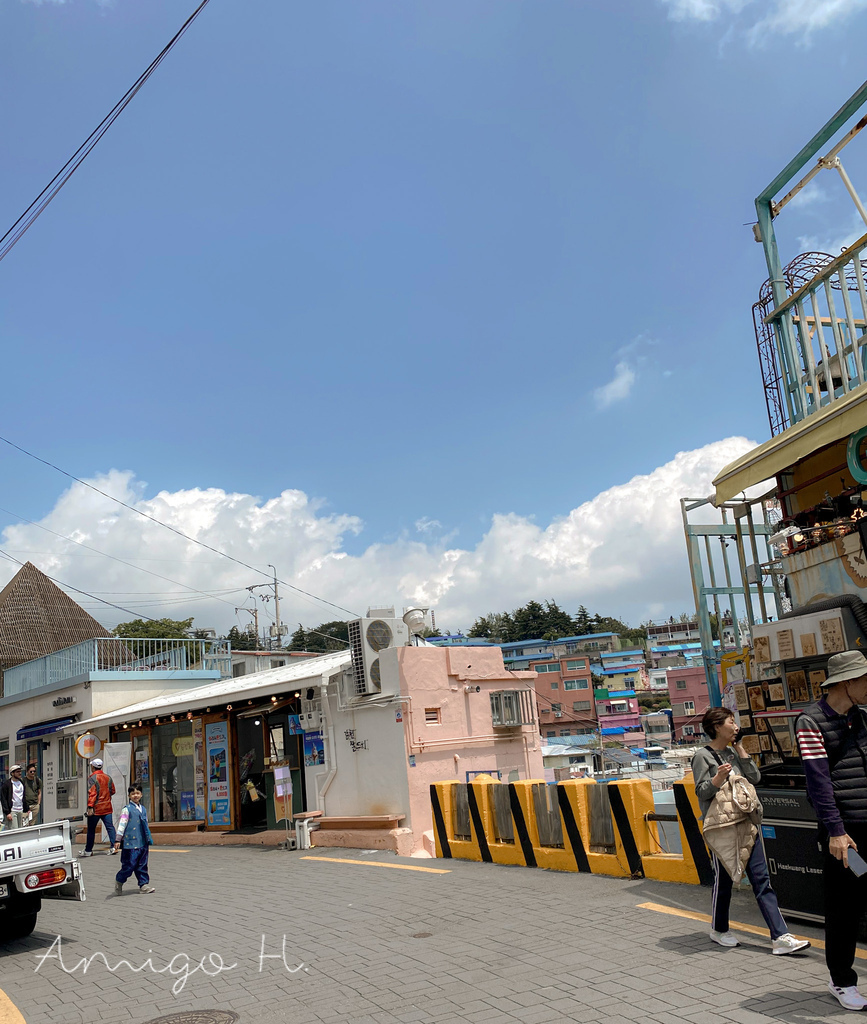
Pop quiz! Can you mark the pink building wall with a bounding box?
[667,666,713,741]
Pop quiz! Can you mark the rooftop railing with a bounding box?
[4,637,232,696]
[762,240,867,430]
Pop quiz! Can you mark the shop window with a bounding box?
[152,721,195,822]
[425,708,441,725]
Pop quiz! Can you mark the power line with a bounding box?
[0,503,242,609]
[0,547,156,622]
[0,434,361,620]
[0,0,214,264]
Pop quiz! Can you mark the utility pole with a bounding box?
[269,564,282,643]
[235,601,259,645]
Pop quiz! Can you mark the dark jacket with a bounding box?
[0,778,31,816]
[796,699,867,833]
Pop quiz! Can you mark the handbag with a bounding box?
[706,746,763,825]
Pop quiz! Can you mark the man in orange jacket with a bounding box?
[79,757,117,857]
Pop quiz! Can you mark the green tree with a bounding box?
[574,605,593,635]
[113,617,194,639]
[288,620,350,653]
[468,612,513,641]
[225,626,259,651]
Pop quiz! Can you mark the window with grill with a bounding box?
[424,708,441,725]
[59,737,77,780]
[572,700,591,711]
[490,690,536,727]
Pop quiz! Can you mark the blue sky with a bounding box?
[1,0,867,633]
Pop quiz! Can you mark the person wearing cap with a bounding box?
[795,649,867,1011]
[24,763,42,825]
[0,765,30,831]
[79,757,117,857]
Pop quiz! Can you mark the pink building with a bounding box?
[667,666,713,742]
[527,653,596,739]
[314,645,545,855]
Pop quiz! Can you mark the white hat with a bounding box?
[9,764,22,773]
[91,758,104,768]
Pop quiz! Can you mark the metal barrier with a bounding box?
[430,775,713,885]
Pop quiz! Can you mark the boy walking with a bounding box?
[113,784,156,895]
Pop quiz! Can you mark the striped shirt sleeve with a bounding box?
[795,715,845,837]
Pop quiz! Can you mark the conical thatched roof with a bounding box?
[0,562,108,687]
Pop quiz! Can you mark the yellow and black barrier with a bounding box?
[430,775,713,885]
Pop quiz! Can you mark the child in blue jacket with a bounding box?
[113,783,155,895]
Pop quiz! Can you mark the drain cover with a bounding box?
[142,1013,240,1024]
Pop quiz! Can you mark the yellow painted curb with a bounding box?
[637,900,867,959]
[0,987,26,1024]
[301,855,450,874]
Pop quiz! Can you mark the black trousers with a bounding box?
[823,823,867,989]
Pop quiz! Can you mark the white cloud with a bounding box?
[796,212,866,256]
[660,0,867,37]
[0,437,756,635]
[789,182,830,209]
[594,360,636,409]
[415,517,442,534]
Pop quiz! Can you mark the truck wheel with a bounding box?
[8,913,37,939]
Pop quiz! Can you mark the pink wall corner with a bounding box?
[394,646,545,851]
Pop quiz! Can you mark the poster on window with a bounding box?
[192,718,205,821]
[205,722,231,827]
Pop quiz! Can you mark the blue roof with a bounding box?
[553,632,617,642]
[599,667,638,676]
[503,653,554,663]
[601,727,626,735]
[499,639,549,650]
[601,649,644,658]
[607,689,636,697]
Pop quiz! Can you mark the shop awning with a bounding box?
[601,727,626,735]
[713,387,867,504]
[17,716,77,741]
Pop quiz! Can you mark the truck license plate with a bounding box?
[0,884,7,898]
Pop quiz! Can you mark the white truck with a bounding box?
[0,819,86,939]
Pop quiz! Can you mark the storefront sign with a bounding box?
[205,722,230,827]
[52,696,76,707]
[273,766,292,826]
[171,736,195,758]
[74,733,102,759]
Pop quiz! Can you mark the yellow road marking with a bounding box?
[301,855,450,874]
[0,987,26,1024]
[637,901,867,959]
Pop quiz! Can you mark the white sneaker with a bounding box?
[828,980,867,1010]
[77,850,92,858]
[709,929,739,947]
[107,848,117,855]
[772,933,811,955]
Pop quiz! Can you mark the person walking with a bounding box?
[24,763,42,825]
[795,650,867,1011]
[79,757,117,857]
[0,765,30,830]
[693,707,810,956]
[113,783,155,895]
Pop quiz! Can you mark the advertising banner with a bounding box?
[205,721,231,827]
[192,718,205,820]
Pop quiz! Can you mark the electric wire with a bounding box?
[0,0,214,264]
[0,547,156,622]
[0,434,361,619]
[0,503,244,609]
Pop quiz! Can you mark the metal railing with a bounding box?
[764,240,867,428]
[4,637,232,695]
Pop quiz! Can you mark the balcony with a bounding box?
[3,637,232,697]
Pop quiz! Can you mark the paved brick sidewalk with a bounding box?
[0,846,857,1024]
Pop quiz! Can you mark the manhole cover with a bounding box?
[142,1013,240,1024]
[412,932,432,938]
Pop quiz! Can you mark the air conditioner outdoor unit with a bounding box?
[554,711,563,718]
[347,616,409,696]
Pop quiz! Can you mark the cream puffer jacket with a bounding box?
[701,775,763,883]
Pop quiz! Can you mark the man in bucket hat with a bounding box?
[0,764,30,830]
[796,650,867,1010]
